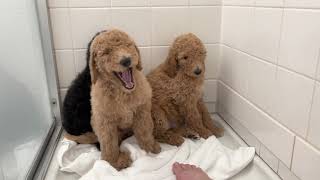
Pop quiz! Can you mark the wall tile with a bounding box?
[308,82,320,149]
[74,49,87,73]
[139,47,152,75]
[111,0,148,7]
[278,9,320,78]
[206,102,216,113]
[190,0,221,5]
[274,68,314,137]
[204,80,218,102]
[48,0,68,8]
[218,82,295,167]
[292,137,320,180]
[259,145,279,172]
[223,0,255,6]
[111,8,151,46]
[55,50,76,88]
[190,7,221,44]
[205,44,220,79]
[249,8,282,63]
[70,8,110,49]
[149,0,188,6]
[219,46,249,96]
[151,46,169,70]
[278,161,301,180]
[255,0,284,7]
[317,61,320,81]
[49,9,73,49]
[218,104,261,152]
[60,89,68,102]
[285,0,320,9]
[247,57,277,116]
[152,7,190,46]
[69,0,110,7]
[221,7,254,52]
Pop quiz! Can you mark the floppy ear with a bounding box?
[134,44,143,71]
[89,46,99,84]
[164,47,178,78]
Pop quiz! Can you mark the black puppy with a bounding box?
[62,32,100,143]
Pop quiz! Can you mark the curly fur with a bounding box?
[89,29,160,170]
[147,33,224,146]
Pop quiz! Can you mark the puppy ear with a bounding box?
[89,46,99,84]
[134,45,143,71]
[164,47,178,78]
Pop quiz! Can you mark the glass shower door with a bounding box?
[0,0,57,179]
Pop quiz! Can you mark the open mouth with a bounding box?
[114,68,135,90]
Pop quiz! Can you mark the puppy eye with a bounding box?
[183,56,188,60]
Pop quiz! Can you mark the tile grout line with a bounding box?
[275,4,285,78]
[219,79,320,152]
[289,136,296,170]
[305,49,320,140]
[221,43,317,81]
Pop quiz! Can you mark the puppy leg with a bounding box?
[152,105,184,146]
[133,103,161,154]
[93,121,132,170]
[197,99,224,137]
[64,132,98,144]
[172,127,200,140]
[180,104,213,139]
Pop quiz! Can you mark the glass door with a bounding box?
[0,0,60,179]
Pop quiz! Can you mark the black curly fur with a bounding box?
[62,31,105,136]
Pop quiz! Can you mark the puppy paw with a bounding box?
[151,142,161,154]
[186,133,200,140]
[168,135,185,146]
[112,151,132,170]
[199,129,213,139]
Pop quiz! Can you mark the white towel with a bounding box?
[57,136,255,180]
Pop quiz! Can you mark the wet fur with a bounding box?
[147,33,224,146]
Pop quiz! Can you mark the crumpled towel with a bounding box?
[57,136,255,180]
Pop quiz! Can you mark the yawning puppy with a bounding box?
[90,29,160,170]
[147,33,223,146]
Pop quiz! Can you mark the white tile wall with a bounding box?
[278,9,320,78]
[111,8,152,46]
[284,0,320,9]
[73,49,87,73]
[190,0,221,6]
[292,137,320,180]
[111,0,148,7]
[48,0,68,8]
[205,44,220,79]
[55,50,76,88]
[70,8,111,49]
[278,161,300,180]
[204,80,218,102]
[308,82,320,149]
[69,0,110,7]
[274,68,314,137]
[151,46,169,68]
[219,2,320,180]
[151,7,190,46]
[259,145,279,172]
[49,9,73,49]
[149,0,188,6]
[190,7,221,44]
[139,47,152,74]
[249,7,282,63]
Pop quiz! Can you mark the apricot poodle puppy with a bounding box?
[90,29,160,170]
[147,33,223,146]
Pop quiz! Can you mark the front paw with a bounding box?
[140,141,161,154]
[199,129,213,139]
[111,151,132,170]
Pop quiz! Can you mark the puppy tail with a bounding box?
[64,132,98,144]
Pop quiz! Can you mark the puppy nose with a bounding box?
[120,57,131,67]
[194,67,202,75]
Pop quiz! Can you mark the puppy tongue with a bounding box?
[120,69,134,89]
